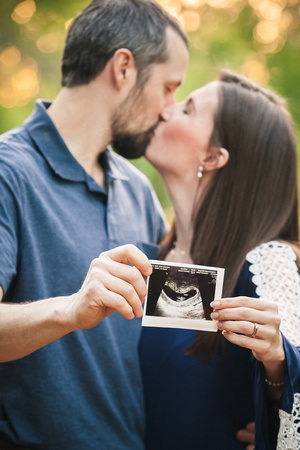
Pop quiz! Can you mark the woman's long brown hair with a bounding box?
[160,70,300,361]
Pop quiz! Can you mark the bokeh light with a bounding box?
[1,0,300,128]
[1,0,300,209]
[64,18,74,31]
[181,0,205,7]
[0,47,21,68]
[11,0,36,24]
[180,10,201,31]
[254,21,280,44]
[36,34,59,53]
[241,55,270,84]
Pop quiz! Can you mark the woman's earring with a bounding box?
[197,165,203,178]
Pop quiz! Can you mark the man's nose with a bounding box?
[160,104,174,122]
[166,91,176,107]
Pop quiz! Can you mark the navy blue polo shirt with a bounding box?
[0,100,166,449]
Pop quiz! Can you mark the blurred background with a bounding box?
[0,0,299,214]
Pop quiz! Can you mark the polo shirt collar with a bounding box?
[105,146,129,182]
[25,99,129,185]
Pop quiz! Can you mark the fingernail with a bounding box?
[145,266,152,276]
[135,309,143,319]
[211,312,219,319]
[210,300,221,308]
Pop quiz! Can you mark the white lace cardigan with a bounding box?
[246,241,300,449]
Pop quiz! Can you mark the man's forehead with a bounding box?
[165,29,189,71]
[152,41,189,81]
[166,25,189,51]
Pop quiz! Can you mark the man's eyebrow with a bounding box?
[169,81,182,88]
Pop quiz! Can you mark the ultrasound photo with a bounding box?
[142,260,224,331]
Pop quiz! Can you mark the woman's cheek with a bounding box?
[163,121,190,144]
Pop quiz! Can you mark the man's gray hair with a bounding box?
[62,0,189,88]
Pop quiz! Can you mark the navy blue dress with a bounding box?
[139,246,300,450]
[140,262,256,450]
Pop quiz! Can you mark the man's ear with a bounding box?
[203,146,229,172]
[112,48,137,90]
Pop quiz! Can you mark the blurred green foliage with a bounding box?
[0,0,299,212]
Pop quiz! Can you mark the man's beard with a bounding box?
[111,121,159,160]
[110,83,159,160]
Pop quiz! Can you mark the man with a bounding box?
[0,0,189,448]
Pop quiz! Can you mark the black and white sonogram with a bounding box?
[142,260,224,331]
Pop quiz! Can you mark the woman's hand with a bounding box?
[210,297,285,365]
[236,421,255,450]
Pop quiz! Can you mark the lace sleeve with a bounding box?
[246,241,300,346]
[246,241,300,449]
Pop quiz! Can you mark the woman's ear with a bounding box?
[203,146,229,172]
[112,48,137,90]
[215,147,229,169]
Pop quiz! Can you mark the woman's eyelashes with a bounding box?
[182,101,192,115]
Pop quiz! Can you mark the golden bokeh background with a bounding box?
[0,0,300,208]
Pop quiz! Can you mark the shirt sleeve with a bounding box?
[277,336,300,449]
[246,241,300,449]
[0,161,22,295]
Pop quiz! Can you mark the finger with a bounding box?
[217,317,280,342]
[96,288,137,320]
[89,263,145,318]
[236,430,255,444]
[246,422,255,433]
[85,259,146,318]
[211,297,275,312]
[102,273,144,318]
[211,308,263,323]
[222,326,284,363]
[221,330,271,355]
[100,244,152,278]
[217,320,256,336]
[211,308,279,326]
[96,257,148,302]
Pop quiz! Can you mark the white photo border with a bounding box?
[142,259,225,332]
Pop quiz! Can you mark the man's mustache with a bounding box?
[146,119,161,139]
[111,117,163,160]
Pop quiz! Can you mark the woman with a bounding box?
[140,70,300,449]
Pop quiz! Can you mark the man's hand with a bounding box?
[0,244,151,361]
[69,244,152,330]
[236,422,255,450]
